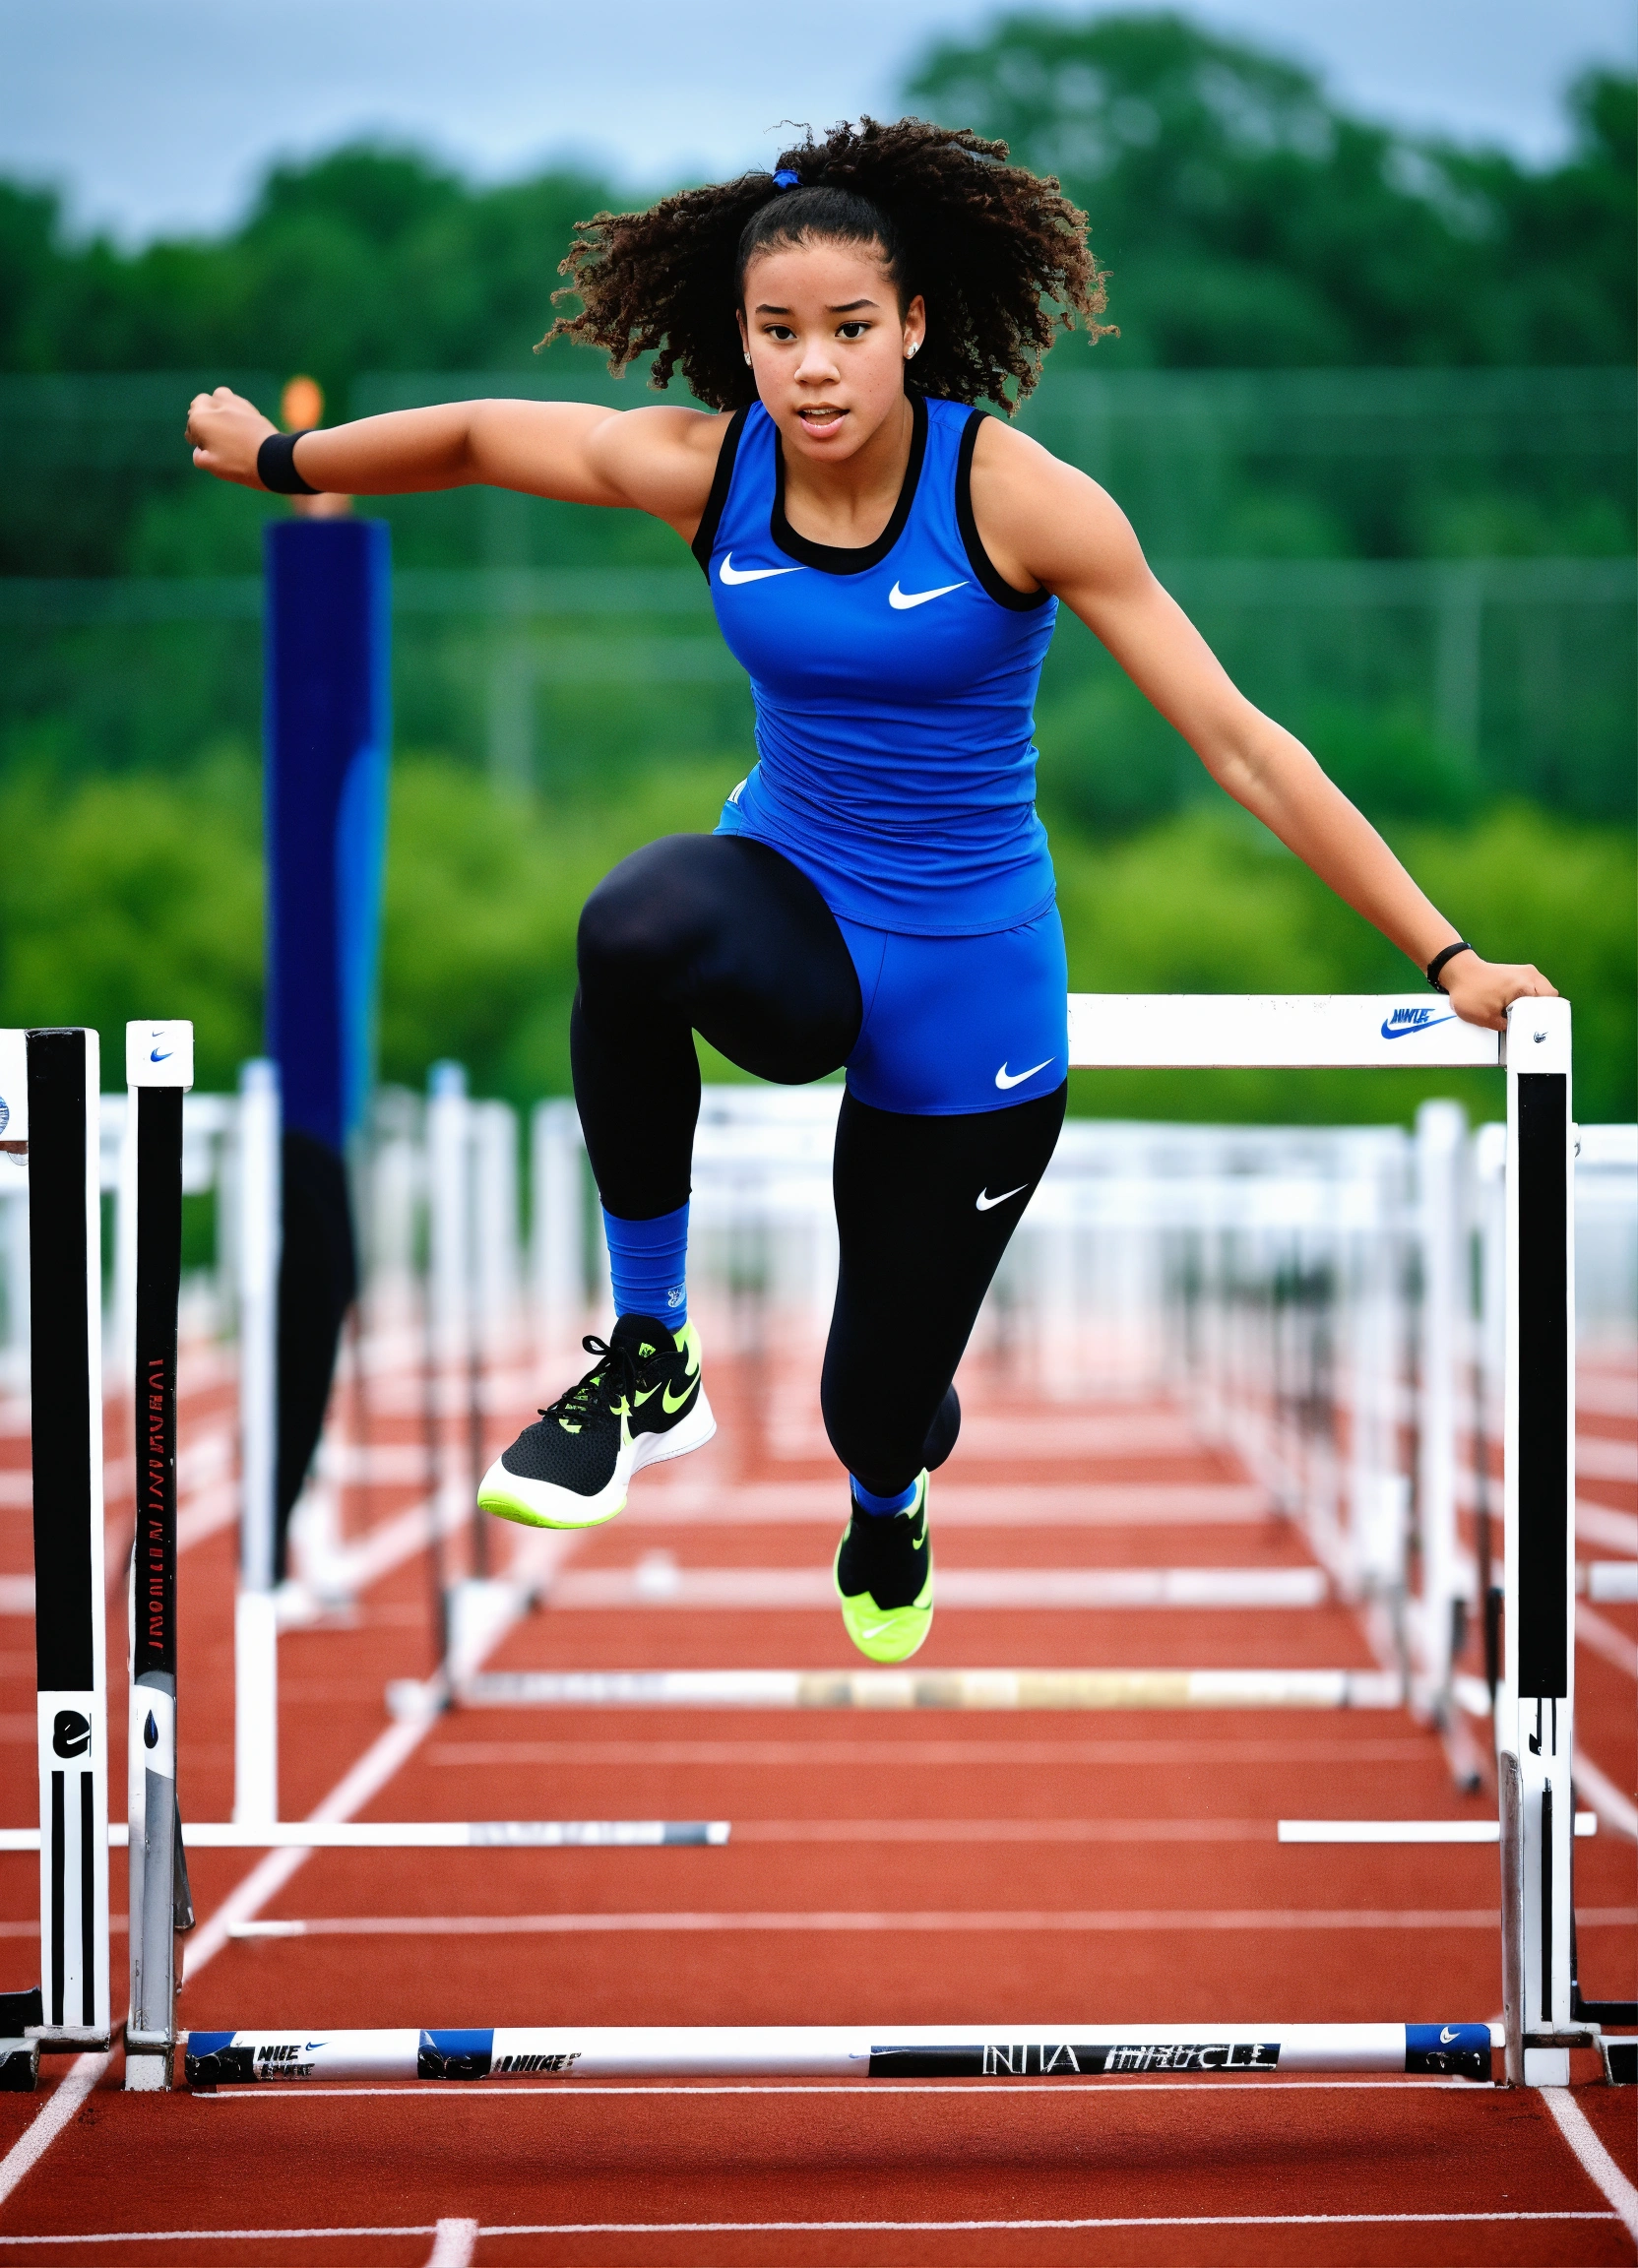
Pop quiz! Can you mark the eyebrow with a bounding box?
[752,298,881,315]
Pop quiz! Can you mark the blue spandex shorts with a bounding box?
[836,906,1069,1117]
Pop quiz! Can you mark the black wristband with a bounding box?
[257,429,319,496]
[1426,940,1474,994]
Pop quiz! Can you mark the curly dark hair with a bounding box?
[542,116,1110,413]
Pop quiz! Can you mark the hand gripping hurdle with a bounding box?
[195,994,1585,2093]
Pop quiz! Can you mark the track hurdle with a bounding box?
[192,991,1617,2092]
[124,1022,194,2091]
[0,1028,110,2088]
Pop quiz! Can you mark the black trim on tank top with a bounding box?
[690,406,751,576]
[956,410,1053,612]
[771,392,928,575]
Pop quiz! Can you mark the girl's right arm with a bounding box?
[184,387,724,538]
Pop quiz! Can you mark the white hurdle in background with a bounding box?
[194,993,1616,2092]
[233,1057,281,1827]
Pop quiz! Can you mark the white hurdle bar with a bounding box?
[184,2021,1499,2087]
[0,1821,729,1852]
[205,995,1594,2093]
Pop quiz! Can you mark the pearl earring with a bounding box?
[908,342,919,358]
[743,350,752,364]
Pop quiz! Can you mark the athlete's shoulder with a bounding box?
[584,404,740,541]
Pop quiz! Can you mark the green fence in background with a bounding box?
[0,365,1631,825]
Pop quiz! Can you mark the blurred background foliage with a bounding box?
[0,7,1631,1121]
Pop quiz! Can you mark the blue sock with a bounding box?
[851,1475,918,1517]
[601,1201,689,1331]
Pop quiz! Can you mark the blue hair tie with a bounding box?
[772,168,800,190]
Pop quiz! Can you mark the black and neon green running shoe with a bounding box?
[834,1473,933,1663]
[478,1314,714,1531]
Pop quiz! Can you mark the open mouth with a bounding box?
[796,406,847,430]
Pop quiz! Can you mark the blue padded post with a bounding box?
[264,517,391,1153]
[262,517,390,1575]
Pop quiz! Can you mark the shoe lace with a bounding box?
[540,1334,641,1427]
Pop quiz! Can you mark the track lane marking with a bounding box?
[0,2212,1614,2242]
[223,1905,1638,1936]
[424,2221,478,2267]
[0,2053,112,2212]
[1542,2088,1638,2242]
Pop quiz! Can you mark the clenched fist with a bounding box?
[186,387,279,488]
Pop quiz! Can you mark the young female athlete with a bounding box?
[188,118,1554,1667]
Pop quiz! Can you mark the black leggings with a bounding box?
[572,834,1065,1494]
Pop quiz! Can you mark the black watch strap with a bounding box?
[1425,940,1475,993]
[257,429,319,496]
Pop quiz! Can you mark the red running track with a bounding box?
[0,1317,1632,2265]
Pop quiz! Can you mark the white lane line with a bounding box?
[0,2052,112,2212]
[1574,1748,1638,1841]
[1577,1436,1638,1482]
[1576,1602,1638,1678]
[0,2214,1607,2242]
[1577,1502,1638,1554]
[425,2220,479,2267]
[1542,2087,1638,2242]
[227,1905,1638,1939]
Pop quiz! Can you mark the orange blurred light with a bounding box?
[281,374,324,431]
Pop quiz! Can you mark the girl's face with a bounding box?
[738,239,925,466]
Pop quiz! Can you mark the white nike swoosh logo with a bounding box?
[1439,2026,1459,2044]
[995,1057,1053,1090]
[888,579,967,610]
[720,553,802,585]
[976,1184,1029,1212]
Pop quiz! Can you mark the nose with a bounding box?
[793,333,841,386]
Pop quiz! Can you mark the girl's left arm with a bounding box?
[971,421,1555,1033]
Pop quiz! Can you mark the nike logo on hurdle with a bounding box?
[976,1185,1029,1212]
[1380,1009,1455,1040]
[719,554,802,585]
[150,1048,172,1063]
[995,1058,1052,1090]
[889,579,967,609]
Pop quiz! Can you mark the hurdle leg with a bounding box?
[126,1024,192,2090]
[28,1029,111,2053]
[1498,998,1576,2084]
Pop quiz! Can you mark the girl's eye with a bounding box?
[764,325,795,343]
[838,323,869,341]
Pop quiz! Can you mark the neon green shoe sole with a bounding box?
[833,1475,933,1665]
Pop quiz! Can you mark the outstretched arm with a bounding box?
[184,388,725,538]
[972,422,1554,1033]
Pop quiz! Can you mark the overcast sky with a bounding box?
[2,0,1632,244]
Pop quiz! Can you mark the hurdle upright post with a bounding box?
[234,1057,281,1824]
[27,1029,112,2053]
[1415,1100,1467,1721]
[1497,995,1575,2085]
[125,1022,193,2091]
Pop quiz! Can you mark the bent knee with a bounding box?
[577,838,705,992]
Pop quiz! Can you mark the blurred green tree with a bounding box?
[908,15,1635,368]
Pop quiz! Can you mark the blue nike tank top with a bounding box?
[695,393,1058,936]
